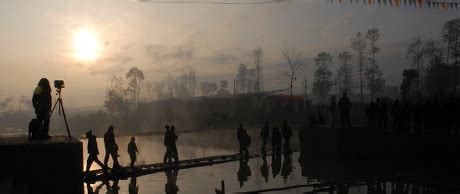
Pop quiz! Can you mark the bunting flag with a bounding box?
[325,0,459,10]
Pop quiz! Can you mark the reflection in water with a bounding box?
[281,152,293,181]
[165,168,179,194]
[271,153,282,178]
[237,157,252,188]
[260,151,269,183]
[129,177,138,194]
[87,182,103,194]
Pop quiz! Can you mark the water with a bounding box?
[82,129,439,194]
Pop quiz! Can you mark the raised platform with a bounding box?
[0,135,83,194]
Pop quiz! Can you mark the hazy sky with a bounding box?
[0,0,458,108]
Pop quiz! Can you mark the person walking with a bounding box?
[85,130,107,172]
[260,122,270,152]
[128,137,139,169]
[104,125,121,169]
[281,120,292,150]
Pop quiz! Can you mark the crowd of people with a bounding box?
[367,96,459,134]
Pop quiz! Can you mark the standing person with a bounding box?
[169,126,179,163]
[85,130,107,172]
[163,125,172,164]
[271,127,282,154]
[237,124,249,156]
[32,78,52,139]
[127,137,139,169]
[260,122,270,152]
[281,120,292,150]
[103,125,121,169]
[338,92,352,128]
[327,95,337,127]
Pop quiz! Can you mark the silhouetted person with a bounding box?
[338,92,352,128]
[163,125,171,163]
[163,125,179,164]
[298,121,308,152]
[237,158,251,188]
[260,152,269,183]
[281,120,292,150]
[237,124,250,157]
[328,95,337,126]
[104,125,121,169]
[85,130,107,172]
[165,168,179,194]
[391,99,401,133]
[32,78,52,139]
[129,177,139,194]
[260,121,270,151]
[170,126,179,163]
[308,113,318,125]
[375,98,382,130]
[271,127,282,154]
[367,101,376,129]
[128,137,139,169]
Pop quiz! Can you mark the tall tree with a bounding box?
[126,67,144,110]
[441,18,460,94]
[366,28,381,101]
[364,63,385,98]
[281,48,306,96]
[235,64,249,94]
[312,52,334,105]
[351,32,367,104]
[335,51,354,94]
[253,46,264,92]
[406,37,424,97]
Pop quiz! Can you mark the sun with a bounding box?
[72,27,102,62]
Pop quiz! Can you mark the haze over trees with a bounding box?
[335,51,354,94]
[312,52,333,105]
[351,32,368,104]
[366,28,382,101]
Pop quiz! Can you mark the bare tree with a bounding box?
[366,28,381,101]
[200,82,218,96]
[235,64,249,94]
[126,67,144,110]
[281,48,306,96]
[253,46,264,92]
[336,51,354,94]
[351,32,367,104]
[406,37,424,97]
[312,52,333,105]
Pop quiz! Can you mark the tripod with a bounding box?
[49,88,72,139]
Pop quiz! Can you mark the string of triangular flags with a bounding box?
[325,0,459,10]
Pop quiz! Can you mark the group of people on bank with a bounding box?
[373,96,459,134]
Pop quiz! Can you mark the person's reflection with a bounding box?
[165,168,179,194]
[260,151,269,183]
[101,179,120,194]
[86,182,103,194]
[237,158,251,188]
[281,152,292,180]
[129,177,139,194]
[271,152,281,178]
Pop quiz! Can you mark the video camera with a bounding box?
[54,80,65,90]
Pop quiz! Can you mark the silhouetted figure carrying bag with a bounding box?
[30,78,52,140]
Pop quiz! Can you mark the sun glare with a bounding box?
[72,28,102,62]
